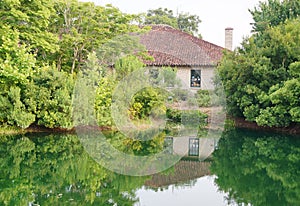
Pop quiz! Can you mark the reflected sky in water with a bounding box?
[135,176,230,206]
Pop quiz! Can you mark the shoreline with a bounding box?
[230,116,300,136]
[0,118,299,136]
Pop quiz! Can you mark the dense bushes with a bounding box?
[217,1,300,127]
[129,87,167,120]
[195,89,211,107]
[94,77,115,127]
[0,0,140,130]
[0,0,210,131]
[218,19,300,127]
[32,68,74,128]
[0,86,35,128]
[0,67,74,129]
[166,108,207,124]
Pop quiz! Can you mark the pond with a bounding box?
[0,128,299,206]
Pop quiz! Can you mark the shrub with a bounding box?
[166,108,208,124]
[195,89,211,107]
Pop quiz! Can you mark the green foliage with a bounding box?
[129,87,166,120]
[0,86,35,129]
[49,1,140,73]
[141,7,202,37]
[0,0,148,130]
[115,55,145,80]
[177,12,202,37]
[105,130,166,156]
[0,26,36,87]
[84,51,106,79]
[94,77,115,127]
[166,108,208,124]
[144,8,177,28]
[211,128,300,206]
[0,0,208,131]
[7,87,35,128]
[166,108,182,122]
[195,89,211,107]
[96,34,148,67]
[217,16,300,127]
[149,67,179,88]
[32,67,74,128]
[250,0,300,33]
[93,53,149,127]
[0,27,37,128]
[0,0,59,61]
[172,88,189,101]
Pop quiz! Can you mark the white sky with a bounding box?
[83,0,265,49]
[135,176,232,206]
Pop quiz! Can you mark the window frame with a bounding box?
[190,69,201,88]
[188,138,200,156]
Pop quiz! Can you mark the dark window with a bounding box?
[189,138,199,156]
[191,69,201,87]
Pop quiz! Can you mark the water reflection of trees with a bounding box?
[0,133,147,205]
[0,131,216,205]
[211,129,300,206]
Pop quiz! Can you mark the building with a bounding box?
[138,25,232,90]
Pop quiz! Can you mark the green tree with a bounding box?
[32,67,74,129]
[250,0,300,33]
[0,0,59,62]
[49,0,141,73]
[217,10,300,127]
[141,7,202,37]
[0,26,36,88]
[0,0,150,130]
[0,27,37,128]
[129,87,166,120]
[94,77,115,127]
[144,8,177,28]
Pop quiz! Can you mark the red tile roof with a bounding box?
[139,25,225,66]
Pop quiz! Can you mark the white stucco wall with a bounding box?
[176,66,216,90]
[176,67,190,89]
[200,67,215,90]
[147,66,216,91]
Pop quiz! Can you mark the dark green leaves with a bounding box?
[250,0,300,33]
[141,7,202,37]
[217,8,300,127]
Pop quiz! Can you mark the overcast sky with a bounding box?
[83,0,265,49]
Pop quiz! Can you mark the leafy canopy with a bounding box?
[217,0,300,127]
[140,7,202,37]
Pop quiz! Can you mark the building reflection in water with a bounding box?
[164,136,219,161]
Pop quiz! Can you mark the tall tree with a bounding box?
[217,0,300,127]
[144,8,177,28]
[0,27,37,128]
[0,0,59,61]
[250,0,300,33]
[141,7,202,37]
[49,1,141,73]
[218,19,300,127]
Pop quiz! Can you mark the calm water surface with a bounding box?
[0,128,299,205]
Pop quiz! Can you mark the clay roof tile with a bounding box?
[138,25,224,66]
